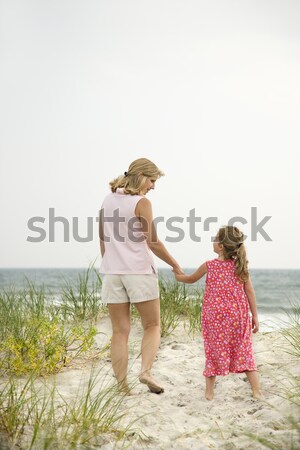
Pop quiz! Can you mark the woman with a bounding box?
[99,158,183,394]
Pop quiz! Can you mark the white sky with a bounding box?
[0,0,299,269]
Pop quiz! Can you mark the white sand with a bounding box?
[53,316,299,450]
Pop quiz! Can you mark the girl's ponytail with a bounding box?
[234,243,249,282]
[217,226,249,282]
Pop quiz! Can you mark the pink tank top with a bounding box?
[99,188,157,274]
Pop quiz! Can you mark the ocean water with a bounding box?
[0,268,299,332]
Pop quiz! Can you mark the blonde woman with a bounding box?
[175,226,262,401]
[99,158,183,394]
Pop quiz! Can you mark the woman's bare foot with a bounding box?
[117,380,133,396]
[139,371,164,394]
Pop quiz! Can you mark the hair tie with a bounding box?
[124,171,128,177]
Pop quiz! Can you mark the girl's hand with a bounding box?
[252,316,259,333]
[175,273,186,282]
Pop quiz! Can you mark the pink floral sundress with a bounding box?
[202,259,257,377]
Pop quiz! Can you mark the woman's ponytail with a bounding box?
[109,174,127,193]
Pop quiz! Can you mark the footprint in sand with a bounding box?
[247,405,263,415]
[171,344,185,350]
[233,395,243,401]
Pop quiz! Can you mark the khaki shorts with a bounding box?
[101,274,159,304]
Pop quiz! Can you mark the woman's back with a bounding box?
[100,188,156,274]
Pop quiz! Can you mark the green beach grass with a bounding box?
[231,301,300,450]
[0,267,144,449]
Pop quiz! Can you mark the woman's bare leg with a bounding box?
[205,376,216,400]
[134,298,164,393]
[245,370,263,399]
[108,303,130,390]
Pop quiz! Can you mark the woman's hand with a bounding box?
[172,264,184,275]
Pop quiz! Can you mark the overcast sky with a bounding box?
[0,0,299,269]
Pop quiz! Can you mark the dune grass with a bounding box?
[159,277,203,337]
[233,300,300,450]
[281,301,300,359]
[0,368,142,450]
[0,284,98,377]
[59,265,104,322]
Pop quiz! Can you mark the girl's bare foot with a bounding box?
[252,389,264,400]
[139,371,164,394]
[205,376,216,400]
[205,388,214,400]
[245,371,263,400]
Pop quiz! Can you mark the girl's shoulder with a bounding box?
[206,258,224,265]
[206,258,234,269]
[208,258,234,264]
[205,259,216,270]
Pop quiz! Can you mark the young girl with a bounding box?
[175,226,262,400]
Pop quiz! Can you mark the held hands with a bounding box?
[175,273,186,282]
[252,316,259,333]
[172,265,186,283]
[172,264,184,276]
[172,265,185,281]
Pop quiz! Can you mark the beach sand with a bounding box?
[53,316,299,449]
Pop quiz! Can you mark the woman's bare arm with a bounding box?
[99,208,105,257]
[135,197,183,274]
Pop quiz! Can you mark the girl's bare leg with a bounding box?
[108,303,131,392]
[205,376,216,400]
[245,370,263,399]
[134,298,164,393]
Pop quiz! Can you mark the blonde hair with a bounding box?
[217,226,249,282]
[109,158,164,195]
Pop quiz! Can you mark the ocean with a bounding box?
[0,268,299,332]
